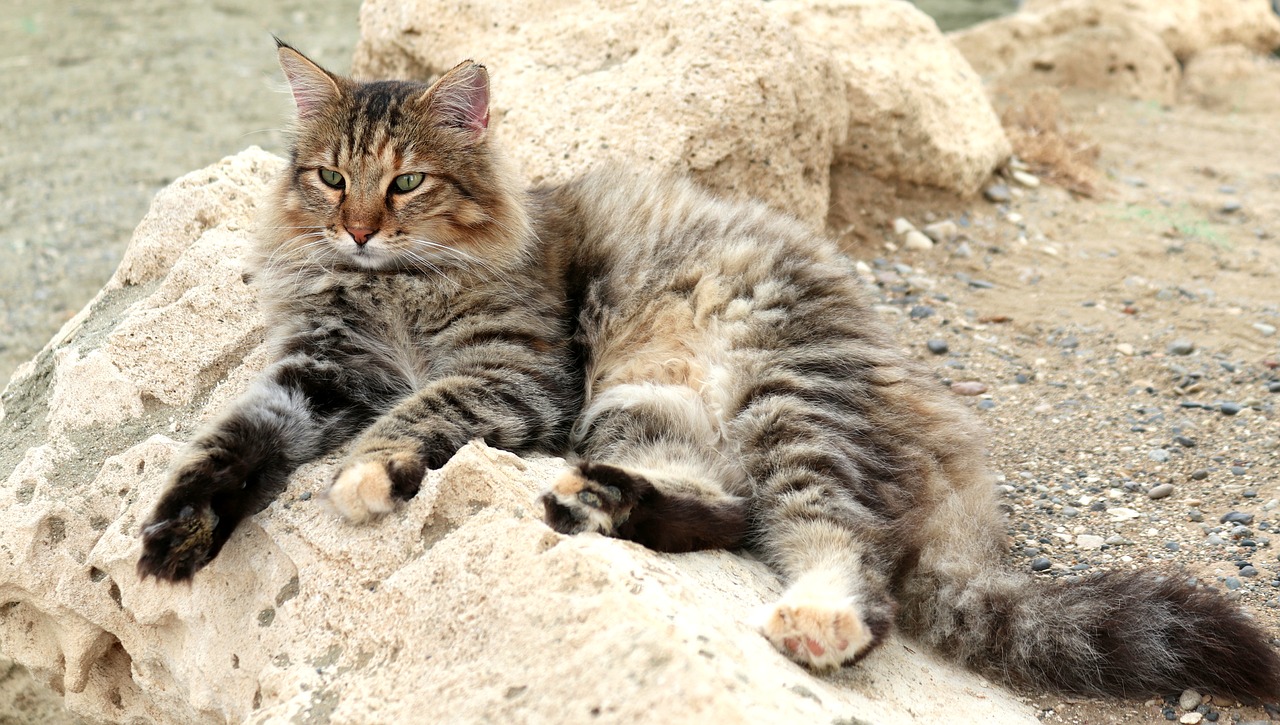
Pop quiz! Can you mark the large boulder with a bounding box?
[353,0,1009,228]
[0,150,1041,723]
[951,0,1280,102]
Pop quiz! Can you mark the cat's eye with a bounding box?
[319,168,345,189]
[392,173,424,193]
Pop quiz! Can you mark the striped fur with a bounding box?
[138,45,1280,703]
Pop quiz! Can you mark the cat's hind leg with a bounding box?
[541,382,749,552]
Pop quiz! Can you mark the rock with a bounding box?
[1220,200,1242,214]
[984,184,1012,203]
[1255,323,1278,337]
[927,339,949,355]
[1075,534,1105,550]
[903,230,935,251]
[772,0,1011,197]
[1011,170,1041,188]
[1220,401,1243,416]
[1148,483,1175,499]
[1,151,1042,725]
[951,381,990,396]
[354,0,1009,230]
[922,220,958,244]
[1181,44,1280,112]
[1116,343,1135,356]
[1180,712,1203,724]
[1149,449,1171,463]
[1179,688,1202,711]
[1167,339,1195,356]
[894,217,918,235]
[1030,557,1052,572]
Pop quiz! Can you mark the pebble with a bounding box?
[909,305,935,319]
[1255,323,1277,337]
[1167,339,1196,356]
[893,217,916,235]
[1030,557,1051,572]
[1173,436,1195,448]
[1221,512,1255,525]
[1164,541,1181,551]
[926,339,949,355]
[1240,565,1259,577]
[299,491,312,501]
[1011,170,1041,188]
[1148,483,1175,499]
[1076,534,1105,550]
[984,183,1012,203]
[922,220,958,244]
[903,230,934,251]
[953,241,973,258]
[1116,343,1135,356]
[1190,469,1209,481]
[1188,509,1204,522]
[1268,381,1280,393]
[1179,689,1203,710]
[977,399,996,410]
[1105,535,1128,545]
[1219,402,1243,416]
[951,381,988,396]
[1224,577,1242,590]
[1149,449,1171,463]
[1180,713,1203,724]
[1220,200,1242,214]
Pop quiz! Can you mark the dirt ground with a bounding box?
[829,83,1280,723]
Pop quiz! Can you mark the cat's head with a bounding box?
[262,40,529,274]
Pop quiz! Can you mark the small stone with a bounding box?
[976,399,996,410]
[1220,200,1242,214]
[909,305,935,319]
[1173,436,1195,448]
[922,220,958,244]
[1223,577,1242,590]
[1219,402,1243,416]
[1149,449,1171,463]
[903,230,934,251]
[1190,469,1209,481]
[1188,509,1204,522]
[300,491,312,501]
[1164,541,1181,551]
[1104,534,1127,545]
[1179,713,1203,724]
[1076,534,1105,550]
[1178,689,1202,711]
[1148,483,1174,499]
[953,241,973,258]
[1167,340,1195,356]
[1005,212,1024,225]
[1221,512,1255,525]
[926,339,949,355]
[984,183,1012,203]
[1268,381,1280,393]
[1233,467,1248,476]
[1116,343,1135,356]
[1060,506,1079,517]
[1254,323,1277,337]
[950,381,988,396]
[1030,557,1051,572]
[893,217,916,235]
[1240,565,1259,577]
[1011,170,1040,188]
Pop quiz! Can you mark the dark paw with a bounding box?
[539,462,647,536]
[137,503,219,582]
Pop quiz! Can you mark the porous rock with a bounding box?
[0,151,1041,723]
[1180,44,1280,112]
[353,0,1009,228]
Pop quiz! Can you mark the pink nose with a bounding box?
[348,227,378,245]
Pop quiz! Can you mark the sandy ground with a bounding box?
[4,2,1278,725]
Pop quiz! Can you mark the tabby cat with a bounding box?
[138,40,1280,700]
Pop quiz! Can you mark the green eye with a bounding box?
[319,168,344,189]
[393,173,424,193]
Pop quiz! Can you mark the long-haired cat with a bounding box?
[137,40,1280,700]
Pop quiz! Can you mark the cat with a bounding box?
[137,39,1280,701]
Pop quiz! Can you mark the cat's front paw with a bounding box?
[327,449,426,523]
[137,501,219,582]
[539,462,643,536]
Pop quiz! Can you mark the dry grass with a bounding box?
[1000,88,1103,197]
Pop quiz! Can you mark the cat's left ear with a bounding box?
[420,61,490,140]
[275,37,341,121]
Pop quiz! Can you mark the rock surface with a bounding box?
[0,149,1038,723]
[951,0,1280,101]
[353,0,1009,227]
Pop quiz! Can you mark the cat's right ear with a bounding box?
[275,38,341,121]
[420,61,490,140]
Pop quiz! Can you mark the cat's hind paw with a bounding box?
[754,574,879,670]
[137,503,219,582]
[327,450,425,524]
[539,462,643,536]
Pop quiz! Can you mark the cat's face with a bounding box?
[268,44,521,273]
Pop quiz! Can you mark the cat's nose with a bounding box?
[348,227,378,246]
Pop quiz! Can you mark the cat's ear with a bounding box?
[420,61,490,139]
[275,38,341,121]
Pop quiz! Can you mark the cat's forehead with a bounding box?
[295,79,449,168]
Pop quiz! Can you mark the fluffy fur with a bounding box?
[137,41,1280,702]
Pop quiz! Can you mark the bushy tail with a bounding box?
[899,566,1280,700]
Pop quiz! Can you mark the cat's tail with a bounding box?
[897,561,1280,700]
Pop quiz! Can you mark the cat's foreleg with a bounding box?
[327,354,572,523]
[539,382,750,552]
[138,355,370,581]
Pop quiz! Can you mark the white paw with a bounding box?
[754,572,873,669]
[326,460,396,523]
